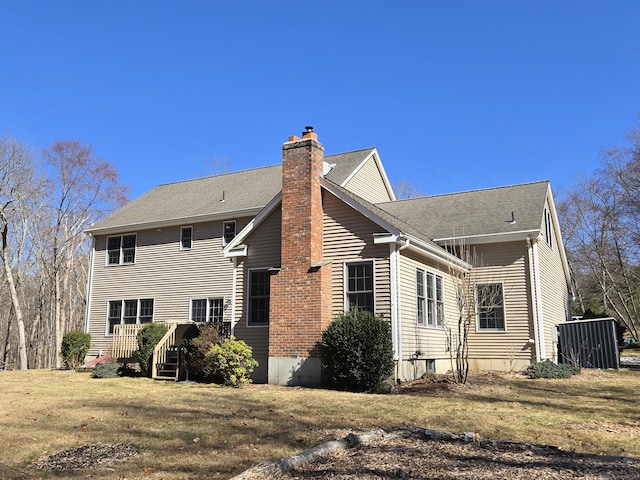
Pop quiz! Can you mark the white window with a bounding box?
[107,234,136,265]
[180,226,193,250]
[417,269,444,327]
[107,298,153,334]
[346,261,374,313]
[476,283,505,331]
[190,298,224,323]
[248,269,270,326]
[223,221,236,245]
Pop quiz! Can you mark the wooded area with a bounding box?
[559,126,640,342]
[0,135,127,370]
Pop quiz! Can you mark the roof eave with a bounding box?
[433,229,542,246]
[85,206,265,236]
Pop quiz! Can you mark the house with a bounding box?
[84,127,572,384]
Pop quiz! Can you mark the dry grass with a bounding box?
[0,368,639,479]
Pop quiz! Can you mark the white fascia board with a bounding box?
[433,229,541,246]
[403,236,471,272]
[223,192,282,257]
[373,233,400,244]
[85,207,265,236]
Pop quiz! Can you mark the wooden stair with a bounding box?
[155,345,180,380]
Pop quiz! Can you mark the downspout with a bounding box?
[230,257,238,336]
[84,235,95,338]
[532,239,546,359]
[390,244,399,364]
[394,239,411,381]
[526,236,542,362]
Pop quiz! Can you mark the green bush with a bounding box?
[205,337,257,386]
[60,330,91,370]
[525,359,581,379]
[92,362,121,378]
[137,323,168,377]
[321,309,395,392]
[184,324,223,381]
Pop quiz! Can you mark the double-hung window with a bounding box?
[346,261,374,313]
[107,234,136,265]
[223,221,236,245]
[107,298,154,334]
[248,270,270,326]
[416,269,444,327]
[181,226,193,250]
[191,298,224,323]
[476,283,505,331]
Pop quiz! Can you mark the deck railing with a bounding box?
[152,322,179,379]
[111,324,146,359]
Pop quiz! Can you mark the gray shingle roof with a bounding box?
[88,149,375,233]
[377,181,550,241]
[323,148,375,185]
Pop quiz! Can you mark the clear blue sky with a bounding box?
[2,1,639,200]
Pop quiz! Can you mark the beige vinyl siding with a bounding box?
[342,157,393,204]
[232,207,282,382]
[86,218,252,358]
[465,241,535,371]
[397,249,458,376]
[322,191,391,319]
[536,199,570,361]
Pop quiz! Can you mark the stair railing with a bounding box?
[152,322,178,379]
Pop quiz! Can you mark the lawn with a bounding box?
[0,368,639,479]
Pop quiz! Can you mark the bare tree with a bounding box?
[559,126,640,341]
[0,136,42,369]
[393,180,424,199]
[40,140,128,367]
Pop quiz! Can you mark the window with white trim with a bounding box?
[181,226,193,250]
[248,269,270,326]
[346,261,374,313]
[107,234,136,265]
[416,268,444,327]
[476,283,505,331]
[191,298,224,323]
[223,221,236,245]
[544,208,553,248]
[107,298,153,334]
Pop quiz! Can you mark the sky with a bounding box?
[1,1,639,201]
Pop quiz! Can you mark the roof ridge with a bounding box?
[381,179,550,205]
[155,164,281,188]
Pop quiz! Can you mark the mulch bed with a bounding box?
[30,443,137,471]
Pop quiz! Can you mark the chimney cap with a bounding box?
[301,125,318,140]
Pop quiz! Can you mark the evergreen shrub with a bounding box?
[525,359,581,379]
[60,330,91,369]
[321,309,395,392]
[92,362,121,378]
[205,337,257,386]
[136,323,168,377]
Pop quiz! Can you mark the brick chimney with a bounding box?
[268,126,332,385]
